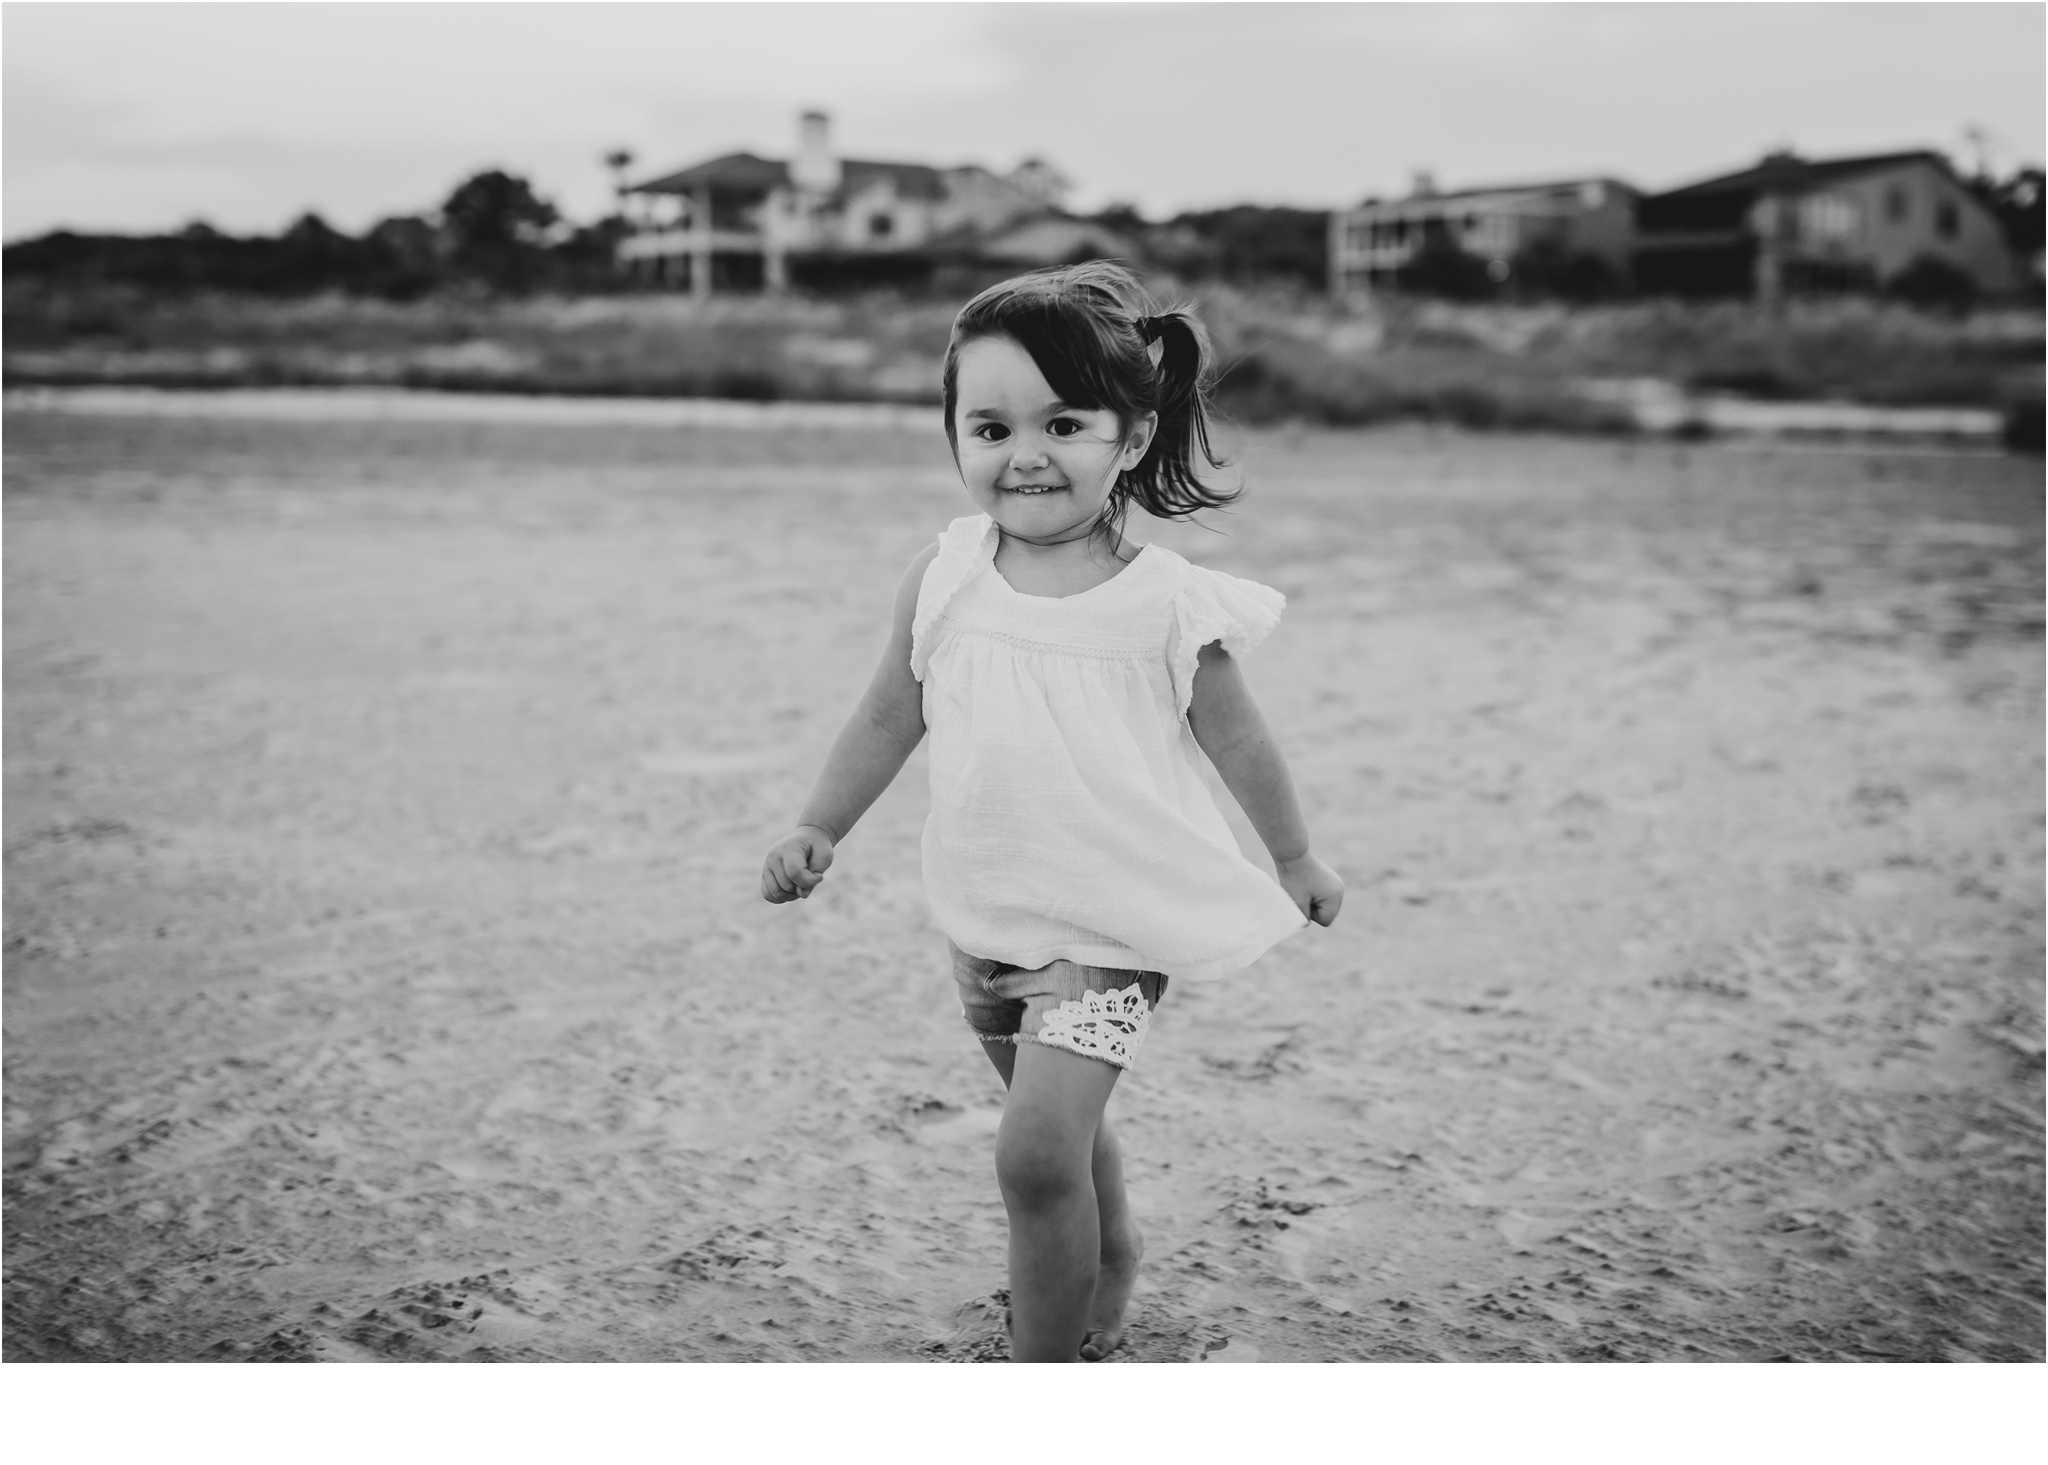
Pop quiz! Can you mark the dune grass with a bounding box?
[5,279,2041,436]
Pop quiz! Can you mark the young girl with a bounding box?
[760,261,1342,1362]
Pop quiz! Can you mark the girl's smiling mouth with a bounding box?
[1003,483,1067,495]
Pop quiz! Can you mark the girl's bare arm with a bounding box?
[1186,641,1344,925]
[761,544,938,902]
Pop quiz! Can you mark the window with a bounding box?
[1885,186,1908,224]
[1935,199,1958,239]
[709,190,766,233]
[869,213,894,239]
[1798,193,1858,240]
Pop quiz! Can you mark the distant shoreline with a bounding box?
[3,381,2021,450]
[2,384,941,432]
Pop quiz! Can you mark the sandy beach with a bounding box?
[4,389,2040,1361]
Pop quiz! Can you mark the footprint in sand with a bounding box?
[912,1108,1002,1145]
[637,746,792,777]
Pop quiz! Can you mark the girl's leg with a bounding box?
[977,1040,1144,1360]
[1080,1111,1143,1361]
[981,1038,1123,1361]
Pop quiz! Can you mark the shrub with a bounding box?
[2003,397,2045,455]
[1887,255,1978,310]
[1396,238,1496,301]
[1159,206,1329,290]
[1511,237,1625,302]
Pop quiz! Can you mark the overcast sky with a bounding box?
[5,1,2043,240]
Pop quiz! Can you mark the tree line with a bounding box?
[2,166,1340,299]
[5,172,626,298]
[6,164,2042,302]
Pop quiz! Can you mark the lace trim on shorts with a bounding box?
[1035,986,1154,1069]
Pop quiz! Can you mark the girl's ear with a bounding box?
[1123,411,1160,467]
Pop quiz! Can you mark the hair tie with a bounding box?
[1137,314,1166,343]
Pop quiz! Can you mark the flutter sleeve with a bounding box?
[909,514,996,682]
[1167,561,1287,722]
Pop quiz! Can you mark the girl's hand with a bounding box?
[1276,852,1344,927]
[761,825,835,903]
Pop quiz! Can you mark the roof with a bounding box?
[630,152,789,194]
[629,153,945,201]
[1345,176,1636,213]
[840,160,944,202]
[1420,175,1637,204]
[1637,148,1977,236]
[1650,149,1955,201]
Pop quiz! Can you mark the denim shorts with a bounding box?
[949,942,1169,1072]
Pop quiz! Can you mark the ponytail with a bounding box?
[1126,309,1229,524]
[941,261,1238,544]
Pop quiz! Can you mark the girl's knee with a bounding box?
[994,1127,1091,1210]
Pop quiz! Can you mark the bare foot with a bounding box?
[1079,1218,1142,1361]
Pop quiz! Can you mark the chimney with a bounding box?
[1411,169,1438,199]
[792,109,841,193]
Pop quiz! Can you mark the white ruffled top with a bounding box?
[911,513,1307,981]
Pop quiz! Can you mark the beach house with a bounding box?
[1632,149,2020,299]
[1329,173,1640,296]
[616,112,1067,293]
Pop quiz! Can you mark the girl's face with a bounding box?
[950,334,1154,546]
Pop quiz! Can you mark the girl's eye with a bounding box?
[1047,418,1082,438]
[974,424,1010,442]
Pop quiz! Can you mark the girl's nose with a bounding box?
[1009,438,1049,469]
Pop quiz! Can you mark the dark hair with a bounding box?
[940,260,1237,539]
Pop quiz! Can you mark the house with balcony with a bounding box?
[1329,173,1639,296]
[1632,149,2020,299]
[616,111,1068,293]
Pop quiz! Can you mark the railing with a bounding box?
[1333,242,1420,269]
[617,228,769,259]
